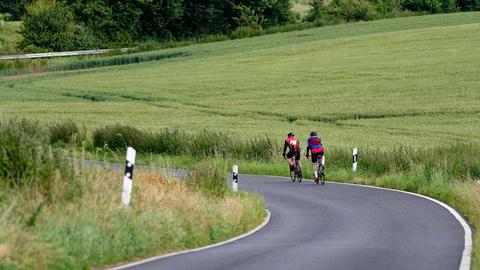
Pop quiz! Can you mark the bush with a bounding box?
[0,119,77,200]
[328,0,378,22]
[401,0,442,12]
[18,0,77,52]
[369,0,403,15]
[48,121,85,145]
[305,0,327,22]
[233,4,264,30]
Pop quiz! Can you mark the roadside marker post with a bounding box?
[352,148,358,172]
[121,147,136,207]
[232,164,239,192]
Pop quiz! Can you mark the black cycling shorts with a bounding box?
[311,152,324,163]
[287,152,300,161]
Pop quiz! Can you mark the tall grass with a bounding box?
[92,124,277,161]
[0,168,266,270]
[0,52,187,77]
[0,119,78,201]
[48,121,86,145]
[325,145,480,184]
[0,119,267,269]
[187,160,229,198]
[47,51,187,72]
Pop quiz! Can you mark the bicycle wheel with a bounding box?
[290,166,295,182]
[319,165,325,185]
[298,170,302,183]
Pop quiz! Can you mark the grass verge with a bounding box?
[0,119,266,270]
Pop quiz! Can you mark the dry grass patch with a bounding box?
[0,167,265,270]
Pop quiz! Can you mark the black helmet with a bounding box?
[310,131,317,136]
[287,131,294,137]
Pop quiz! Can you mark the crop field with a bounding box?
[1,12,480,149]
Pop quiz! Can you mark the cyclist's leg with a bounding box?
[287,153,294,170]
[294,152,302,172]
[320,152,325,175]
[312,153,319,179]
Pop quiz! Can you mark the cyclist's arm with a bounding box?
[282,140,288,155]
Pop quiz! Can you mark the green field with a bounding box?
[1,13,480,149]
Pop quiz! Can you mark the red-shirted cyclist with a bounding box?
[282,132,302,178]
[306,131,325,182]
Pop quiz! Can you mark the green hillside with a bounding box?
[1,12,480,149]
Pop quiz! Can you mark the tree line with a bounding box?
[0,0,479,52]
[1,0,293,52]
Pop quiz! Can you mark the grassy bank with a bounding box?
[0,120,266,270]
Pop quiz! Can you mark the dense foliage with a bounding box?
[4,0,478,52]
[15,0,295,51]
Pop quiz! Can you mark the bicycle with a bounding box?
[315,155,325,185]
[289,157,302,183]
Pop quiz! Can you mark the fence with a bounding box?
[0,48,131,60]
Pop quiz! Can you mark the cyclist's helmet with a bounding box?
[310,131,317,136]
[287,131,294,137]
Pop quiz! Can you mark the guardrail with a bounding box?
[0,48,131,60]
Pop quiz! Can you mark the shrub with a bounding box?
[328,0,378,22]
[0,119,77,200]
[401,0,442,12]
[48,121,85,145]
[233,4,264,30]
[305,0,327,22]
[230,26,263,39]
[18,0,77,52]
[369,0,403,15]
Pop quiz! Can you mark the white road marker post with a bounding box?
[352,148,358,172]
[121,147,136,207]
[232,164,239,192]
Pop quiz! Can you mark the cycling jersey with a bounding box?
[306,136,324,156]
[283,136,300,155]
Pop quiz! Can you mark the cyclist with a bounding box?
[306,131,324,181]
[282,131,302,177]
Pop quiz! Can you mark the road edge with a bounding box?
[259,174,472,270]
[104,209,271,270]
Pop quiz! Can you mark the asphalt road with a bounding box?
[115,174,467,270]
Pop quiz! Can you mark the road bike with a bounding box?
[315,156,325,185]
[289,157,302,183]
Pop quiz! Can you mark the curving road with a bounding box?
[111,174,468,270]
